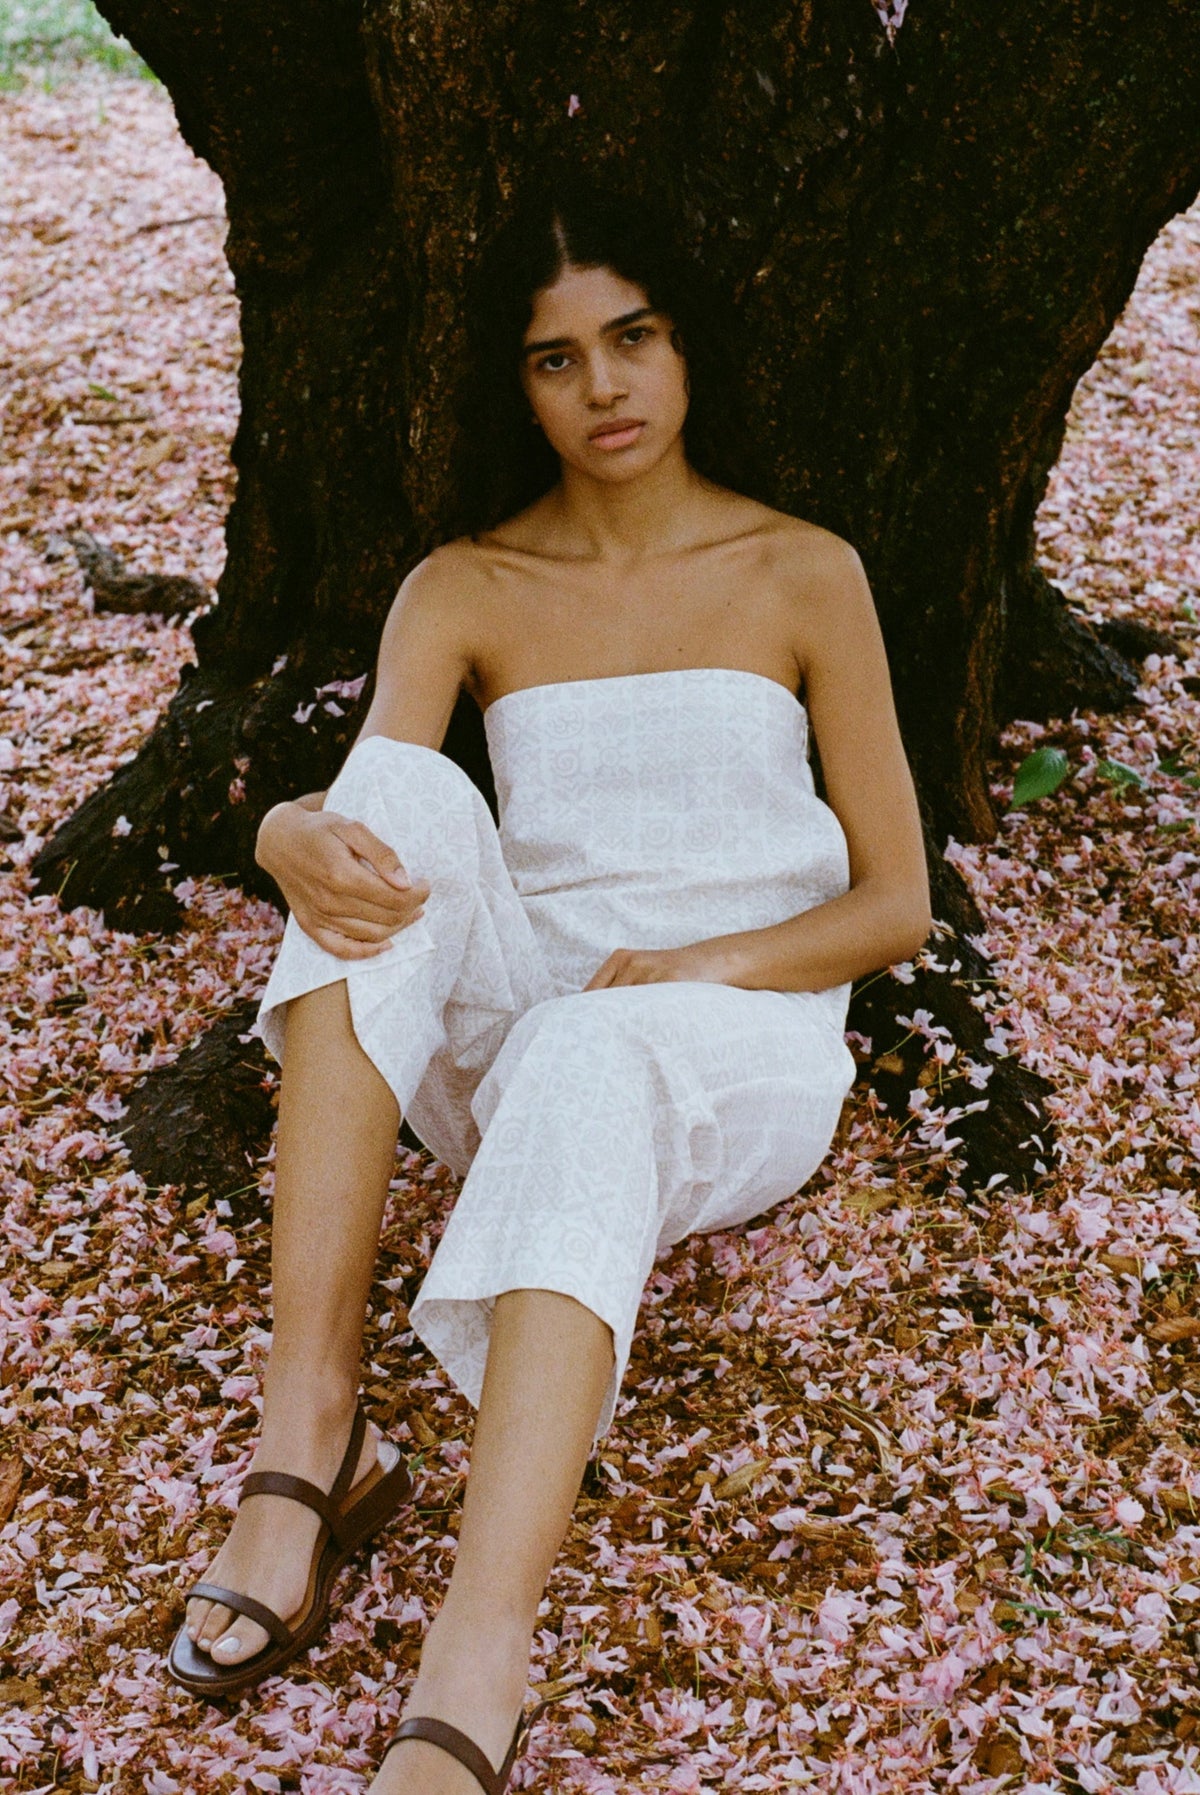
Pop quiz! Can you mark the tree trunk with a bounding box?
[36,0,1200,1192]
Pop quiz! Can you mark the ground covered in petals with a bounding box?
[2,62,1199,1795]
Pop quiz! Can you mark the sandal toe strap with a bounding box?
[237,1403,369,1543]
[386,1718,506,1795]
[188,1581,294,1649]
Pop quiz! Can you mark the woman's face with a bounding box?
[519,263,689,482]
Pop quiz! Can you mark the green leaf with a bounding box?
[1094,758,1145,790]
[87,382,118,401]
[1008,746,1071,809]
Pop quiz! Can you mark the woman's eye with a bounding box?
[620,327,652,346]
[537,352,571,373]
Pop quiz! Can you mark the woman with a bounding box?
[167,178,931,1794]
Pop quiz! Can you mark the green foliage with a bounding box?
[1093,757,1145,790]
[1008,745,1071,809]
[1008,740,1197,836]
[0,0,151,89]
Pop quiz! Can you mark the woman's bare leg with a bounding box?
[371,1288,615,1795]
[186,978,401,1662]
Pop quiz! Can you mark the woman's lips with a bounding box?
[588,420,645,451]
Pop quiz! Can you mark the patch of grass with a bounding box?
[0,0,152,89]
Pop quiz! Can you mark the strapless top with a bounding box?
[483,667,852,1033]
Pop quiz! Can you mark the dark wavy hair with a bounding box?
[443,172,775,539]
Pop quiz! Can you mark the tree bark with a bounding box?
[35,0,1200,1191]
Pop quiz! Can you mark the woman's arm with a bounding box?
[586,534,932,994]
[254,549,477,958]
[723,534,931,989]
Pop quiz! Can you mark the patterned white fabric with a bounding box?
[256,668,857,1437]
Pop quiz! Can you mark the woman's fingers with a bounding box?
[318,883,426,926]
[329,818,413,889]
[309,906,426,944]
[329,853,430,918]
[307,928,393,959]
[301,913,427,958]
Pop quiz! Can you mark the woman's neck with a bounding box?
[551,441,710,565]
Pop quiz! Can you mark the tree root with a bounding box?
[65,528,212,619]
[848,850,1057,1194]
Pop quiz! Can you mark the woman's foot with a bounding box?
[184,1391,389,1665]
[370,1610,534,1795]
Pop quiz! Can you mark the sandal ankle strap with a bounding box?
[387,1716,507,1795]
[385,1700,550,1795]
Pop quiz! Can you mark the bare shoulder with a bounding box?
[749,506,868,597]
[392,537,491,616]
[358,541,494,748]
[385,537,503,658]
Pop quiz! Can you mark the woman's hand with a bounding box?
[583,939,742,992]
[256,801,430,960]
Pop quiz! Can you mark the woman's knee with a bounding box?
[325,737,488,870]
[328,735,478,813]
[499,989,644,1065]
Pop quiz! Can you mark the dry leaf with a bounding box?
[975,1734,1026,1777]
[828,1396,904,1477]
[0,1458,23,1526]
[790,1516,856,1545]
[531,1672,588,1702]
[1099,1251,1143,1275]
[1147,1315,1200,1343]
[133,432,179,472]
[643,1608,663,1648]
[407,1411,439,1447]
[843,1188,901,1215]
[0,1676,40,1708]
[713,1458,770,1500]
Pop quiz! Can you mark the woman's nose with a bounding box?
[583,351,627,407]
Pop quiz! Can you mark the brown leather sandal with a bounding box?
[166,1401,413,1700]
[381,1699,552,1795]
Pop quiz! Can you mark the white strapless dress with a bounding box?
[257,668,857,1437]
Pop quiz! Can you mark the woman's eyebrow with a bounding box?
[522,306,657,358]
